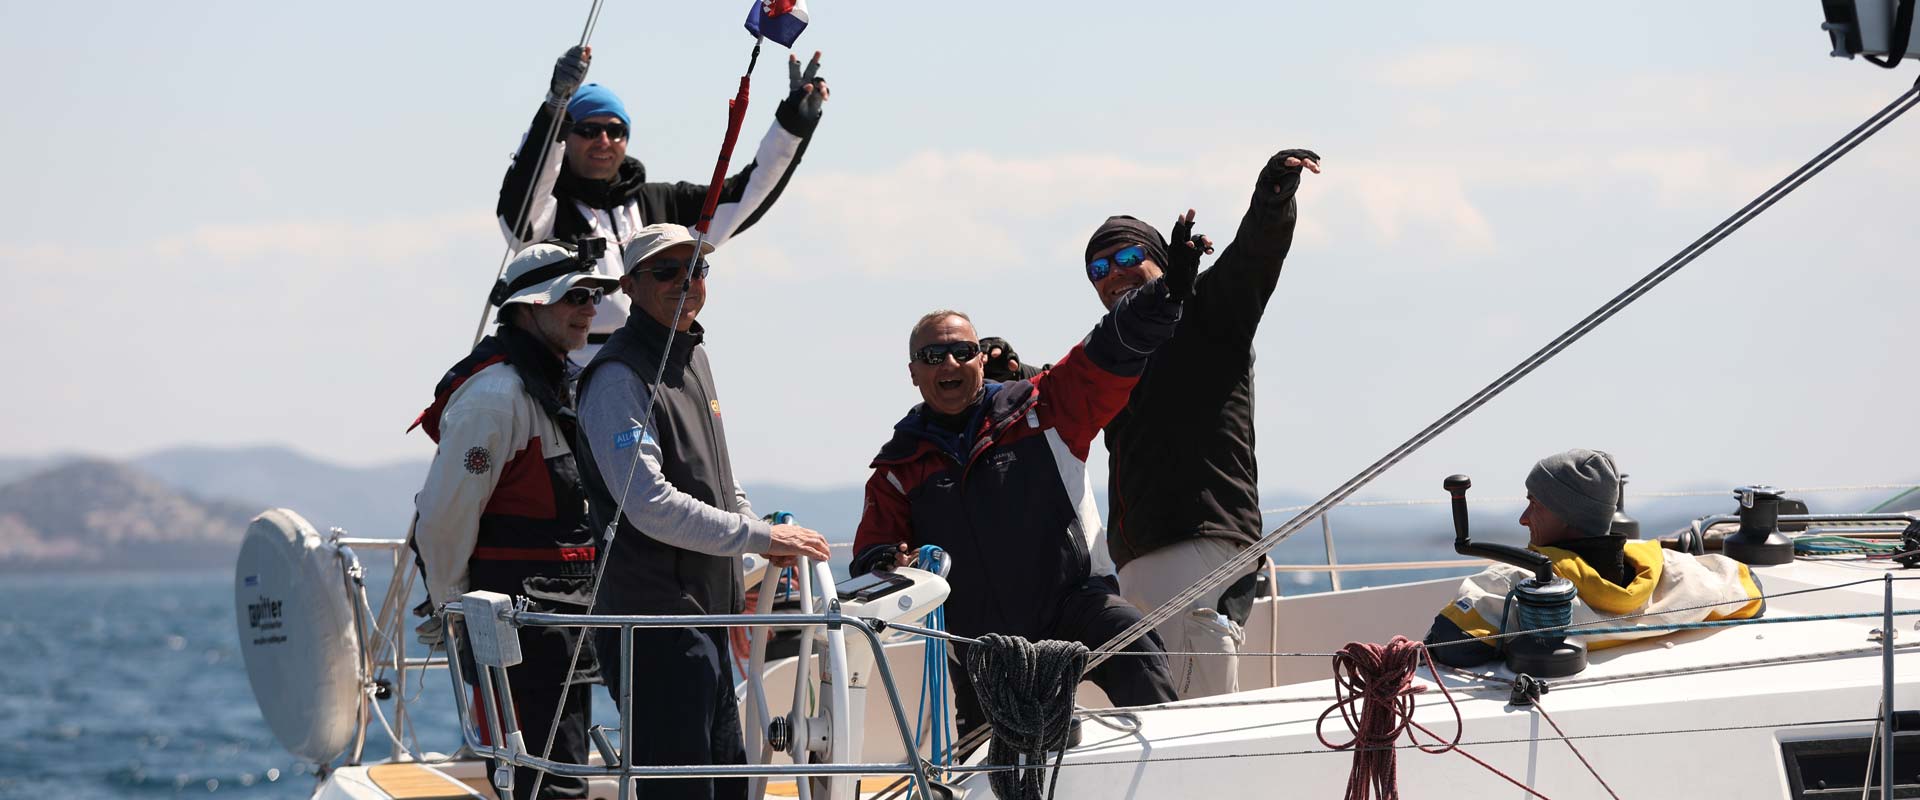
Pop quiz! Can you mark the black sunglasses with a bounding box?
[558,287,605,306]
[636,258,711,283]
[911,341,982,366]
[570,121,629,141]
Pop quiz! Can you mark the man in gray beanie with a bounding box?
[1424,448,1766,667]
[1520,448,1631,585]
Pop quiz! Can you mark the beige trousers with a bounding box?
[1118,537,1246,699]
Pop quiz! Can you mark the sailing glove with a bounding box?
[414,616,446,650]
[775,53,828,137]
[1257,148,1321,202]
[546,46,591,110]
[980,337,1024,382]
[1164,215,1207,302]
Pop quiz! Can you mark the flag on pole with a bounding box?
[744,0,810,47]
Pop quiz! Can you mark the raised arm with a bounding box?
[661,52,830,246]
[497,47,591,245]
[1190,148,1321,343]
[1033,277,1183,454]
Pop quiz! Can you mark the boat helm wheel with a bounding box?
[740,556,856,800]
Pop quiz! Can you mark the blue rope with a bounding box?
[912,545,955,788]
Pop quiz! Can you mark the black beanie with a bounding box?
[1084,215,1170,271]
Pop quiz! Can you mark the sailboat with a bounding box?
[231,2,1920,798]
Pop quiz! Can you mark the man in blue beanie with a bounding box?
[498,45,832,361]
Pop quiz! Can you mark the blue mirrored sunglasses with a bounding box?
[1086,245,1147,283]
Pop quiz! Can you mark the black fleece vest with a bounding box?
[575,313,745,616]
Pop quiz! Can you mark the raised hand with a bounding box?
[775,51,831,136]
[1258,148,1322,201]
[547,45,591,109]
[1163,209,1212,301]
[980,336,1025,382]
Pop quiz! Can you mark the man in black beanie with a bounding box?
[1423,448,1766,667]
[1027,148,1320,699]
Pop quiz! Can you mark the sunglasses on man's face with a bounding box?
[911,341,982,366]
[1085,245,1148,283]
[558,287,605,306]
[637,258,711,283]
[570,121,629,141]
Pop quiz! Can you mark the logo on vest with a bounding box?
[709,399,722,417]
[463,447,492,475]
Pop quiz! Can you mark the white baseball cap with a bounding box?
[621,223,717,274]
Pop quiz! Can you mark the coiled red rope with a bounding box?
[1316,637,1553,800]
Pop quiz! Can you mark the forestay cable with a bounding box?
[1079,75,1920,680]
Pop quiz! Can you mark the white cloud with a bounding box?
[1372,46,1525,89]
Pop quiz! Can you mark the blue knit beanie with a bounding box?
[567,83,630,128]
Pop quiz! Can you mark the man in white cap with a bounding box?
[574,223,829,800]
[408,239,620,799]
[1424,449,1766,667]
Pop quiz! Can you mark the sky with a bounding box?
[3,0,1918,510]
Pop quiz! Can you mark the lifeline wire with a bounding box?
[1081,76,1920,680]
[884,75,1920,789]
[471,0,610,346]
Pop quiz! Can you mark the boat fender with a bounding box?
[232,508,363,764]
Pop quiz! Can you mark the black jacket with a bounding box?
[497,103,811,249]
[1105,174,1302,570]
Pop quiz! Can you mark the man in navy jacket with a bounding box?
[851,270,1194,734]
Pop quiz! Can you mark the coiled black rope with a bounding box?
[965,634,1088,800]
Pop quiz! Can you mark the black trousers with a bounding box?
[467,610,593,800]
[949,580,1178,739]
[595,626,748,800]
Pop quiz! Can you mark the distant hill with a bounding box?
[1,444,1908,575]
[0,460,257,572]
[132,445,425,539]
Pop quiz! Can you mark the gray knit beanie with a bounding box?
[1524,449,1621,538]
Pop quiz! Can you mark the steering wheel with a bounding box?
[741,556,855,800]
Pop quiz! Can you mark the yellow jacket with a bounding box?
[1426,539,1764,667]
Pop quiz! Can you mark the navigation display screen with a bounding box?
[836,570,912,602]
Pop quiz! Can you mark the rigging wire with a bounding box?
[1081,75,1920,680]
[933,717,1879,773]
[1532,702,1620,800]
[526,32,766,800]
[470,0,611,346]
[874,77,1920,788]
